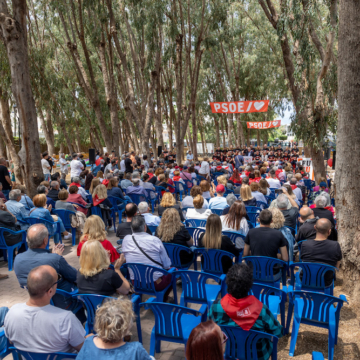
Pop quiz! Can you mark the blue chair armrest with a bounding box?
[189,246,197,252]
[167,268,177,274]
[1,228,27,236]
[312,352,325,360]
[339,294,348,304]
[220,274,226,282]
[0,328,4,337]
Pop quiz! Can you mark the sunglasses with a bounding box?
[222,331,228,344]
[47,274,62,292]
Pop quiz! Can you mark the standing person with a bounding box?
[41,152,51,181]
[187,151,194,161]
[70,153,84,182]
[59,153,69,179]
[119,155,126,172]
[0,158,12,199]
[199,157,210,179]
[124,153,133,173]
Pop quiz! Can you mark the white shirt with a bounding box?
[208,196,228,209]
[70,159,84,178]
[199,161,210,175]
[292,187,303,201]
[142,212,161,226]
[41,159,51,174]
[186,208,212,220]
[4,303,85,353]
[266,178,281,189]
[220,215,249,235]
[59,158,68,173]
[181,196,209,209]
[120,160,126,172]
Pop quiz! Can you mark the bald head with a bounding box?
[27,265,57,299]
[27,224,49,249]
[299,206,314,221]
[314,218,332,237]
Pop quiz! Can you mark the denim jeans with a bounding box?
[0,307,9,355]
[2,190,10,200]
[44,174,51,181]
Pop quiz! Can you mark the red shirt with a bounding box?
[95,157,103,166]
[67,194,88,215]
[77,238,120,263]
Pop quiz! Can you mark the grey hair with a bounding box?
[9,189,21,200]
[60,153,65,157]
[100,159,105,164]
[320,191,331,207]
[37,185,47,194]
[287,174,293,181]
[50,181,59,188]
[138,201,148,214]
[132,172,140,179]
[276,194,289,209]
[106,173,113,180]
[272,166,278,171]
[27,224,49,249]
[290,178,297,185]
[125,173,132,180]
[72,176,80,183]
[132,178,140,185]
[226,193,237,207]
[131,215,146,233]
[315,195,327,208]
[121,155,125,160]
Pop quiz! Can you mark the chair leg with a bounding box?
[286,301,294,334]
[7,247,15,271]
[289,299,304,357]
[155,339,161,354]
[72,228,76,246]
[149,328,156,356]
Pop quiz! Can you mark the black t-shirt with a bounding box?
[281,207,299,229]
[0,165,11,190]
[125,158,133,173]
[313,208,334,225]
[245,227,287,259]
[198,234,240,273]
[116,222,152,239]
[295,220,317,243]
[148,176,157,185]
[77,269,123,296]
[300,239,342,286]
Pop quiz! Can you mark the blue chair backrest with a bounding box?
[285,226,296,236]
[211,207,228,216]
[194,248,241,275]
[24,216,52,226]
[256,201,268,209]
[213,172,224,178]
[52,209,75,228]
[250,283,286,310]
[163,243,194,269]
[297,240,307,259]
[196,174,207,182]
[147,225,158,235]
[186,227,206,246]
[247,220,254,229]
[176,270,222,303]
[0,227,25,248]
[222,231,246,248]
[9,348,77,360]
[244,256,287,285]
[108,196,125,208]
[265,195,275,206]
[245,206,262,213]
[91,206,103,219]
[185,219,207,228]
[246,211,260,226]
[127,193,145,205]
[144,188,157,200]
[289,262,337,293]
[155,186,167,193]
[221,325,278,360]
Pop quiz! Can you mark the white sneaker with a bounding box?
[64,234,71,240]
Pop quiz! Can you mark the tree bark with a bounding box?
[37,107,55,155]
[214,117,220,148]
[0,136,5,158]
[336,0,360,298]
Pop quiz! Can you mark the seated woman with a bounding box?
[92,184,113,229]
[259,178,271,196]
[157,191,184,221]
[107,178,127,202]
[156,174,167,189]
[89,178,101,195]
[30,194,71,244]
[156,208,194,266]
[66,185,88,215]
[198,214,240,274]
[229,169,242,185]
[76,298,151,360]
[77,240,129,296]
[309,191,335,216]
[172,170,185,191]
[217,175,234,191]
[77,215,119,262]
[84,171,94,191]
[240,185,257,207]
[200,180,215,200]
[96,171,104,184]
[220,200,249,249]
[250,182,267,204]
[186,195,212,220]
[253,170,262,183]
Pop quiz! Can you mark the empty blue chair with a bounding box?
[313,352,325,360]
[173,181,185,201]
[247,211,260,227]
[211,207,228,216]
[9,347,77,360]
[221,325,279,360]
[75,293,142,342]
[108,196,126,221]
[91,205,116,231]
[144,189,157,214]
[245,206,262,213]
[52,209,77,246]
[122,263,177,303]
[177,270,225,321]
[163,243,195,270]
[256,200,268,209]
[264,195,275,206]
[185,219,207,228]
[147,225,158,235]
[222,230,246,249]
[0,228,27,271]
[244,256,287,288]
[287,291,347,359]
[141,298,202,356]
[186,227,205,246]
[288,262,337,295]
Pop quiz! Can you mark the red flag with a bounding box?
[210,100,269,114]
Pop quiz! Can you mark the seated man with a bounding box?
[234,176,248,195]
[37,184,56,208]
[300,218,342,287]
[5,265,85,353]
[126,178,148,201]
[47,181,60,202]
[209,263,283,359]
[138,201,161,226]
[209,184,228,210]
[5,189,30,228]
[296,206,317,242]
[121,172,133,189]
[14,224,78,310]
[266,169,281,189]
[244,209,288,262]
[276,191,299,229]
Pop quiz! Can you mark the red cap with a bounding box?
[216,184,225,193]
[175,166,179,169]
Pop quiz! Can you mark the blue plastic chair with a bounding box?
[144,189,158,214]
[52,209,77,246]
[90,164,101,176]
[163,243,195,270]
[9,347,77,360]
[256,200,268,209]
[244,256,288,288]
[185,219,207,228]
[222,230,246,249]
[122,263,177,303]
[196,174,207,182]
[147,225,158,235]
[177,270,225,321]
[0,228,27,271]
[194,248,242,277]
[108,196,126,221]
[285,225,296,236]
[247,211,260,227]
[186,227,206,246]
[264,195,275,206]
[288,262,337,295]
[49,288,83,315]
[221,325,279,360]
[313,352,325,360]
[245,206,262,213]
[75,293,142,342]
[141,298,202,356]
[127,193,146,205]
[287,291,347,359]
[247,220,254,229]
[211,207,228,216]
[250,283,287,331]
[297,240,307,260]
[24,216,62,249]
[0,328,10,359]
[91,205,116,232]
[173,181,185,201]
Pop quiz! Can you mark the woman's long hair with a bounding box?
[157,208,183,242]
[223,201,247,231]
[258,179,269,196]
[230,169,241,182]
[202,214,222,250]
[89,178,101,195]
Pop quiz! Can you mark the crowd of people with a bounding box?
[0,142,339,360]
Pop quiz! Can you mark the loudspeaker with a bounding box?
[89,148,96,165]
[158,146,162,157]
[332,150,336,170]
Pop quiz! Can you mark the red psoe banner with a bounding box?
[247,120,281,129]
[210,100,269,113]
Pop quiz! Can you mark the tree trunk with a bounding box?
[247,127,250,147]
[38,107,55,155]
[221,116,226,148]
[0,136,5,158]
[336,0,360,299]
[214,118,220,148]
[46,110,55,155]
[311,147,326,184]
[257,130,261,147]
